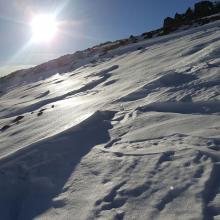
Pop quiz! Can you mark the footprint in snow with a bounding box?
[37,108,46,116]
[35,105,54,117]
[1,115,25,132]
[0,124,10,132]
[12,115,24,124]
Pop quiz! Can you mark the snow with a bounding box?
[0,19,220,219]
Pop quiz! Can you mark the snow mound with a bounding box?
[0,110,115,219]
[137,101,220,114]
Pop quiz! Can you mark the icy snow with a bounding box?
[0,20,220,220]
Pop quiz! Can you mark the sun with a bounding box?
[30,14,58,43]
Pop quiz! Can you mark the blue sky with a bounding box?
[0,0,200,74]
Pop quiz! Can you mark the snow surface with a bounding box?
[0,20,220,220]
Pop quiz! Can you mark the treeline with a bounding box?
[163,1,220,33]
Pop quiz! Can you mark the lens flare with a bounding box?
[31,14,58,43]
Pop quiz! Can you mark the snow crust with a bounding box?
[0,20,220,219]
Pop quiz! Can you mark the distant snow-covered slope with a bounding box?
[0,20,220,220]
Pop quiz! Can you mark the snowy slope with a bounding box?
[0,20,220,220]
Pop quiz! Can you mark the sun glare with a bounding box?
[31,14,58,43]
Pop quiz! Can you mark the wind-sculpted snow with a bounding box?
[0,20,220,220]
[137,101,220,114]
[0,65,118,118]
[117,72,198,102]
[0,110,115,219]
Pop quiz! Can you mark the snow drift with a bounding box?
[0,18,220,219]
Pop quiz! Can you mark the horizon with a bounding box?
[0,0,202,76]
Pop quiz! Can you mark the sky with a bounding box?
[0,0,200,75]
